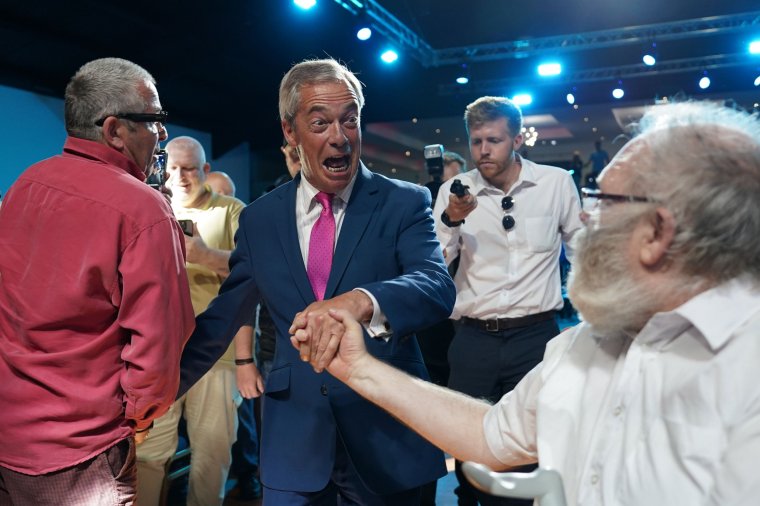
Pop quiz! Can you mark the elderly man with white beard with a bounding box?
[294,101,760,506]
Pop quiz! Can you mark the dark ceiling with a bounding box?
[2,0,759,163]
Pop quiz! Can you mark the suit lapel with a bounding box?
[275,173,315,305]
[324,164,380,299]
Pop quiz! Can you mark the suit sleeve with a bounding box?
[359,185,456,336]
[178,208,261,396]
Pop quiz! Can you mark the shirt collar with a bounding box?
[298,166,357,210]
[636,276,760,350]
[62,136,147,182]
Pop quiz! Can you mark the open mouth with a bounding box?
[323,155,350,173]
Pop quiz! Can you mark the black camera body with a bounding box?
[424,144,444,178]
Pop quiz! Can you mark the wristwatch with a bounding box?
[441,210,465,227]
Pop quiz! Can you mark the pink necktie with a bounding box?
[307,192,335,300]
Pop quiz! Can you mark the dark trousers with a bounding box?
[447,318,559,506]
[230,396,260,479]
[262,434,421,506]
[0,438,135,506]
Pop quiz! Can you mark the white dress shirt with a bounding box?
[483,276,760,505]
[295,173,388,336]
[433,157,582,319]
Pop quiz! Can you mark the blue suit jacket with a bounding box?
[179,165,456,494]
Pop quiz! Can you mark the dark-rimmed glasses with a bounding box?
[581,187,657,213]
[94,110,169,127]
[501,196,515,230]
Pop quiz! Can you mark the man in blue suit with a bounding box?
[178,58,456,505]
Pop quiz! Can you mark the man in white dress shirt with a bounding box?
[433,96,582,504]
[299,100,760,506]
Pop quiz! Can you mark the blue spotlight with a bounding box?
[456,76,469,84]
[699,76,711,89]
[380,49,399,64]
[612,87,624,99]
[566,93,575,105]
[537,63,561,76]
[512,93,533,106]
[356,27,372,40]
[294,0,316,10]
[750,40,760,54]
[642,54,656,66]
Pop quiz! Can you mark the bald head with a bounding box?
[207,171,236,197]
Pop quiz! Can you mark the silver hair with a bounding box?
[629,101,760,284]
[278,58,365,128]
[64,58,155,141]
[166,136,207,165]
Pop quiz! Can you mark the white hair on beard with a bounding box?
[568,208,672,338]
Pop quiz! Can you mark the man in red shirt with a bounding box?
[0,58,195,505]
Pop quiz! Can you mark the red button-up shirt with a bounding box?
[0,137,195,474]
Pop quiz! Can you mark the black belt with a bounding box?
[462,311,555,332]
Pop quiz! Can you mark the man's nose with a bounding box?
[327,122,348,146]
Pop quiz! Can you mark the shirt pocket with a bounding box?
[524,216,556,252]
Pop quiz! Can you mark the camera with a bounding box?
[424,144,444,178]
[178,219,194,237]
[147,148,168,189]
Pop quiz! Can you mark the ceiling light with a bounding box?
[754,75,760,86]
[380,49,398,63]
[456,76,469,84]
[699,76,711,89]
[356,27,372,41]
[566,93,575,105]
[612,87,624,99]
[293,0,316,10]
[537,63,561,76]
[642,54,656,66]
[512,94,533,106]
[750,40,760,54]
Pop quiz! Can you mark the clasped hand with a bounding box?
[289,291,371,373]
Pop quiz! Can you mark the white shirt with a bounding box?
[433,158,582,319]
[483,277,760,505]
[296,172,388,336]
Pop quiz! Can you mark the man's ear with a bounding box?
[281,120,297,147]
[513,133,524,151]
[101,117,126,150]
[639,207,676,268]
[202,162,211,175]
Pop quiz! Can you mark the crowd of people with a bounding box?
[0,55,759,506]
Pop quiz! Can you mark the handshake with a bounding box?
[288,291,374,382]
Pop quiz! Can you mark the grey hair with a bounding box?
[64,58,155,141]
[629,101,760,284]
[278,58,365,128]
[443,151,467,171]
[166,136,207,165]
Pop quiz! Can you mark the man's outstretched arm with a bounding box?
[296,309,522,470]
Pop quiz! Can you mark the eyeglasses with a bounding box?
[94,110,169,127]
[580,187,657,213]
[501,196,515,230]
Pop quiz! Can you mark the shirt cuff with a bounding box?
[353,288,392,341]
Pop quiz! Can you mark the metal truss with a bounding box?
[437,53,751,96]
[332,1,760,69]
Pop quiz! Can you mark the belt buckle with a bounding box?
[485,319,500,332]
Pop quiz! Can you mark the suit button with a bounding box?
[320,384,328,396]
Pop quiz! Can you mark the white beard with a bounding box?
[568,214,667,338]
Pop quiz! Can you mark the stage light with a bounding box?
[380,49,398,63]
[537,63,561,76]
[356,27,372,41]
[754,75,760,86]
[612,87,624,99]
[566,93,575,105]
[456,76,469,84]
[293,0,316,10]
[512,94,532,106]
[750,40,760,54]
[642,41,657,66]
[699,75,711,89]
